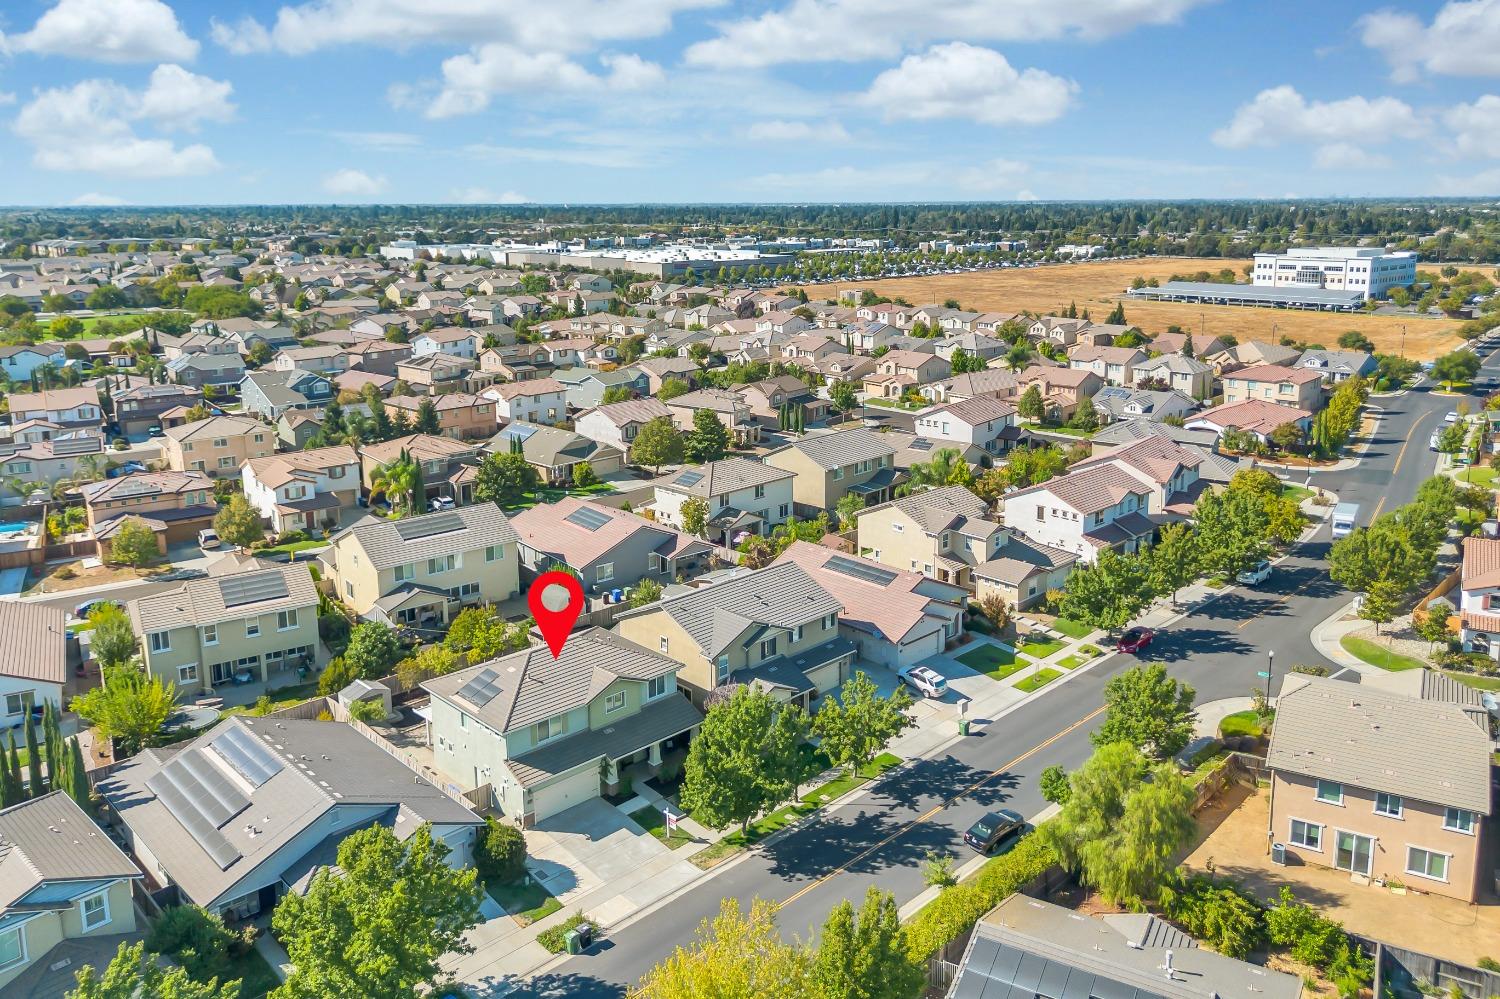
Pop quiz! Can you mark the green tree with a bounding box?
[413,398,441,435]
[905,448,973,490]
[572,460,599,487]
[1147,522,1199,605]
[629,576,664,607]
[829,379,858,416]
[1357,578,1402,635]
[631,415,685,474]
[106,517,159,567]
[808,887,922,999]
[1057,550,1154,633]
[658,377,692,401]
[1003,343,1033,372]
[685,409,731,463]
[87,603,138,669]
[948,348,986,375]
[212,493,264,549]
[679,686,807,835]
[1192,487,1270,578]
[811,671,912,778]
[342,622,404,680]
[474,817,528,884]
[272,824,483,999]
[1328,515,1429,607]
[1432,349,1480,389]
[475,451,540,507]
[602,384,635,404]
[23,714,41,797]
[1017,384,1045,422]
[1093,664,1197,758]
[681,497,710,537]
[636,898,809,999]
[997,444,1067,488]
[834,492,866,531]
[1038,764,1071,804]
[70,667,176,758]
[68,941,241,999]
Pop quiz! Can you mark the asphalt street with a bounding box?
[520,361,1486,998]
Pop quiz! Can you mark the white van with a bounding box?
[1331,502,1359,539]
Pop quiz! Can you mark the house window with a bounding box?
[485,545,503,562]
[1315,780,1343,805]
[1445,807,1477,834]
[277,609,298,631]
[1036,505,1045,521]
[344,580,354,599]
[659,637,669,654]
[605,691,626,713]
[823,613,837,630]
[427,555,456,575]
[202,625,218,646]
[760,637,778,659]
[534,715,567,743]
[716,654,730,683]
[648,675,668,699]
[0,925,24,971]
[148,631,171,654]
[1374,793,1403,818]
[892,523,903,533]
[832,467,844,480]
[1407,846,1450,882]
[395,563,415,582]
[80,890,110,931]
[779,504,789,518]
[4,692,33,717]
[245,619,260,638]
[597,562,614,583]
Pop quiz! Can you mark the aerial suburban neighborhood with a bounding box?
[1,2,1500,998]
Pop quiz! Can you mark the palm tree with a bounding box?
[904,448,971,493]
[371,449,421,516]
[1004,343,1033,372]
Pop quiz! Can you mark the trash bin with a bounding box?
[565,929,583,955]
[1271,842,1286,866]
[576,922,594,950]
[958,718,970,736]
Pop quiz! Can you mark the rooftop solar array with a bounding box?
[502,424,538,442]
[144,749,248,871]
[908,439,932,451]
[51,436,104,456]
[395,510,465,541]
[456,668,504,707]
[218,573,290,608]
[674,470,705,487]
[210,726,285,788]
[824,554,899,587]
[563,506,612,531]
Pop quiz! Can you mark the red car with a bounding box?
[1116,627,1155,654]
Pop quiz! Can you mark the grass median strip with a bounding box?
[1015,668,1063,693]
[1340,635,1426,672]
[1056,655,1083,671]
[689,753,902,870]
[1051,618,1094,639]
[1017,636,1065,659]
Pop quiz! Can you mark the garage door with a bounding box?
[529,765,601,823]
[896,630,944,669]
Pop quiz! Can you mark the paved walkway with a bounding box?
[1192,696,1261,739]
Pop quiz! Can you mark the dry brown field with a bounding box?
[802,256,1478,361]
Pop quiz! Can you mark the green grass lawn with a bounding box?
[1056,654,1084,671]
[1458,466,1499,486]
[1446,671,1500,691]
[689,753,901,870]
[1051,618,1094,639]
[1280,484,1314,503]
[1028,423,1094,438]
[258,539,325,555]
[1015,668,1063,693]
[220,681,321,718]
[1079,644,1102,657]
[73,310,189,333]
[628,805,696,850]
[218,948,282,999]
[488,875,562,924]
[1017,635,1065,659]
[1218,709,1272,739]
[956,643,1026,681]
[1340,635,1426,672]
[502,482,617,511]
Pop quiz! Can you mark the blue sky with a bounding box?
[1,0,1498,205]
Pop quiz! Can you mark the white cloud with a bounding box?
[68,192,126,205]
[1444,94,1500,159]
[322,168,387,197]
[745,119,851,142]
[7,0,199,63]
[685,0,1210,68]
[1435,167,1500,195]
[752,157,1028,198]
[862,43,1076,126]
[209,16,272,55]
[1212,86,1424,150]
[427,46,665,118]
[1312,143,1392,170]
[1015,189,1039,201]
[1361,0,1500,81]
[0,93,16,106]
[12,69,229,178]
[329,130,422,151]
[449,187,530,204]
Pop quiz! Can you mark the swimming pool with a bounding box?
[0,522,30,535]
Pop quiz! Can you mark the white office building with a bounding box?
[1251,247,1416,300]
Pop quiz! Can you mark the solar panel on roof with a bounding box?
[145,748,250,871]
[147,768,241,870]
[909,439,932,451]
[210,726,284,788]
[218,572,290,608]
[456,668,503,707]
[674,470,705,487]
[824,554,898,587]
[395,510,465,541]
[51,436,103,456]
[563,506,612,531]
[503,424,538,442]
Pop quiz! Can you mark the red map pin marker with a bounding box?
[528,571,585,658]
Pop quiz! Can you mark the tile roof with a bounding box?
[359,433,477,467]
[1267,675,1492,813]
[0,793,140,910]
[577,397,674,427]
[1462,536,1500,591]
[862,484,998,536]
[506,693,705,788]
[486,377,565,401]
[161,415,265,443]
[653,456,793,498]
[1188,399,1313,436]
[1227,363,1323,385]
[80,469,210,503]
[510,496,693,569]
[244,444,359,488]
[7,387,99,412]
[334,503,516,571]
[775,541,962,644]
[130,563,318,632]
[931,395,1017,425]
[972,537,1078,585]
[1007,463,1151,515]
[767,427,895,469]
[0,603,67,685]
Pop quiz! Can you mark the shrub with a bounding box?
[146,905,245,979]
[1265,887,1372,995]
[54,566,77,580]
[1038,765,1070,804]
[1157,875,1264,959]
[904,831,1055,961]
[922,850,957,889]
[1290,664,1329,677]
[475,817,528,884]
[537,912,593,954]
[348,698,386,723]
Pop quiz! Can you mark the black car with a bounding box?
[964,808,1026,853]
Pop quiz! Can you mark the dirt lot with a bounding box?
[803,257,1470,361]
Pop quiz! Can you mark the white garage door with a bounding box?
[529,765,601,823]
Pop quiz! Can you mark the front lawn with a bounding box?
[1017,635,1065,659]
[488,875,562,925]
[1458,465,1499,486]
[1446,670,1500,691]
[956,643,1025,681]
[1051,617,1094,639]
[1218,709,1272,739]
[258,539,326,556]
[1340,635,1426,672]
[1056,654,1084,671]
[1014,668,1063,693]
[628,805,695,850]
[1280,483,1314,503]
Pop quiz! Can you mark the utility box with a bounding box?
[1271,842,1287,866]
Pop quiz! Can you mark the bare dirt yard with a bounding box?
[803,257,1471,361]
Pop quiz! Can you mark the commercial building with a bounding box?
[1252,246,1417,299]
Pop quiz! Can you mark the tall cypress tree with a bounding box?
[68,740,90,812]
[23,715,42,797]
[5,732,23,804]
[43,704,62,784]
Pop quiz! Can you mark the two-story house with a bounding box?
[322,503,519,630]
[0,793,142,995]
[412,326,483,360]
[552,367,648,411]
[666,389,761,446]
[239,369,334,421]
[1267,673,1492,902]
[651,456,795,545]
[1296,349,1379,385]
[271,345,349,377]
[573,398,674,463]
[1067,345,1146,387]
[911,397,1019,459]
[6,388,102,430]
[633,356,701,395]
[0,603,67,730]
[0,344,66,383]
[1131,352,1215,399]
[423,629,703,825]
[1459,536,1500,659]
[613,560,853,709]
[920,368,1021,405]
[161,415,275,478]
[242,445,361,534]
[483,378,567,425]
[165,349,247,390]
[1185,399,1314,445]
[79,470,215,551]
[1015,367,1104,422]
[764,429,902,514]
[385,393,498,441]
[510,497,712,595]
[1028,316,1090,347]
[1091,386,1197,425]
[129,564,321,691]
[1067,436,1210,520]
[734,376,831,430]
[862,349,951,399]
[1000,463,1156,563]
[395,354,476,395]
[112,383,202,439]
[1222,364,1325,410]
[855,485,1003,588]
[359,433,483,508]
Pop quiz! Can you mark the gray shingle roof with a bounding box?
[768,428,895,469]
[654,456,794,498]
[130,563,317,632]
[0,793,140,910]
[334,503,516,571]
[862,484,997,537]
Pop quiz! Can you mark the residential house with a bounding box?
[881,432,988,474]
[0,344,66,382]
[0,435,108,499]
[1016,367,1104,421]
[613,561,854,709]
[80,470,215,550]
[932,332,1006,364]
[322,503,519,630]
[735,375,831,429]
[1266,673,1492,902]
[855,485,1003,587]
[6,387,103,430]
[0,603,67,727]
[0,793,143,996]
[486,422,623,485]
[274,410,324,450]
[511,497,713,595]
[1148,330,1228,358]
[1000,463,1156,563]
[764,429,902,514]
[1067,344,1146,387]
[412,327,482,360]
[666,389,761,446]
[359,434,483,508]
[1459,536,1500,660]
[1028,316,1090,347]
[384,393,498,441]
[239,369,334,421]
[863,349,951,399]
[1131,352,1215,399]
[841,320,902,354]
[1091,386,1198,424]
[1222,363,1325,410]
[806,352,877,386]
[634,356,702,394]
[911,396,1019,459]
[395,354,474,395]
[651,456,795,544]
[1296,349,1379,384]
[332,369,396,398]
[1185,399,1314,444]
[1091,418,1220,452]
[972,535,1078,610]
[1204,340,1301,375]
[482,378,567,425]
[100,716,482,919]
[920,368,1021,405]
[1068,436,1213,519]
[424,629,702,824]
[271,345,349,377]
[162,415,275,478]
[573,398,674,462]
[776,540,965,668]
[112,383,202,439]
[552,367,648,410]
[344,338,412,376]
[477,344,548,382]
[165,349,247,390]
[242,445,361,534]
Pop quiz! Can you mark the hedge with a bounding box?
[904,831,1057,961]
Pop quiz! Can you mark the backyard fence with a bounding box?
[1374,940,1500,999]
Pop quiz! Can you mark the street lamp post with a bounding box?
[1264,650,1275,703]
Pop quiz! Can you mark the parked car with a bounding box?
[1236,560,1272,586]
[1430,430,1442,451]
[1174,736,1223,773]
[198,528,221,550]
[964,809,1026,853]
[1116,627,1155,654]
[428,495,456,512]
[146,425,164,438]
[898,665,948,699]
[1444,410,1460,424]
[73,598,120,621]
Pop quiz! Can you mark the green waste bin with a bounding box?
[565,929,583,954]
[958,718,970,736]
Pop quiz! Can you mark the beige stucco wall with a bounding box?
[330,536,519,616]
[141,602,320,693]
[0,880,135,993]
[167,431,275,478]
[857,507,941,575]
